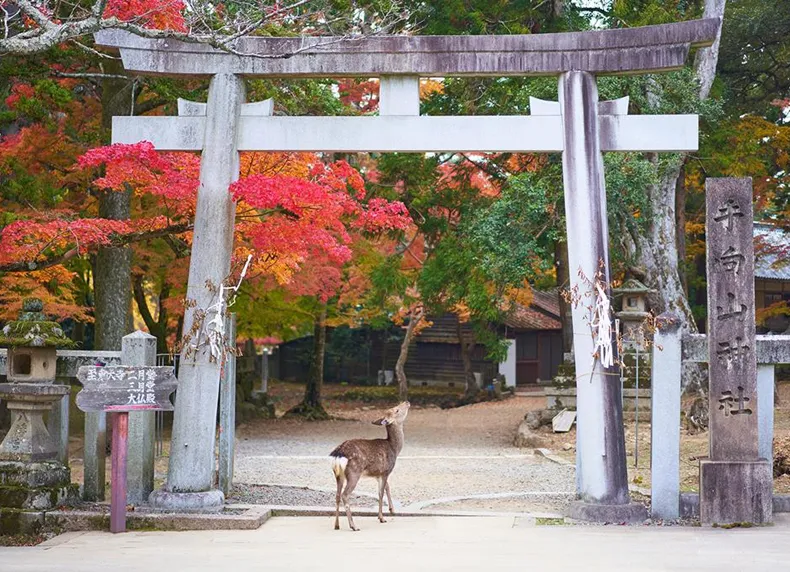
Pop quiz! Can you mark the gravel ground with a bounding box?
[229,483,373,507]
[233,396,576,512]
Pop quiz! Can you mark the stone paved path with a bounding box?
[4,515,789,571]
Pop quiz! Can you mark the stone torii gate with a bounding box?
[96,18,719,519]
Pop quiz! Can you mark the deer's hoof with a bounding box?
[334,524,340,530]
[378,517,387,523]
[351,527,360,532]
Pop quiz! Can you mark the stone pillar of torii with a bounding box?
[96,18,719,519]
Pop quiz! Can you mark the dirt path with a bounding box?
[233,394,576,511]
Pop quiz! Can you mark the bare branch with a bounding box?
[16,0,57,31]
[69,38,121,59]
[0,1,410,60]
[52,70,130,80]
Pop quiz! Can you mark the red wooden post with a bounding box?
[110,412,129,533]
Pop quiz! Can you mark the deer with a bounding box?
[330,401,410,531]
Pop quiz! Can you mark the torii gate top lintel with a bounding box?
[94,18,719,78]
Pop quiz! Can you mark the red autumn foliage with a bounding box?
[79,142,200,210]
[103,0,188,32]
[231,157,411,300]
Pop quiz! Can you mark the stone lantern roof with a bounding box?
[0,298,76,349]
[613,279,654,296]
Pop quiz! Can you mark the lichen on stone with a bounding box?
[0,299,76,349]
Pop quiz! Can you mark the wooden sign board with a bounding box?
[76,365,177,412]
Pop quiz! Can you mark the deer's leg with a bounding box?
[334,474,344,530]
[385,480,394,515]
[342,470,361,531]
[377,477,387,523]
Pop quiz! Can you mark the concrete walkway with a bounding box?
[4,515,790,571]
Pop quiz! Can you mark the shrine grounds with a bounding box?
[60,378,790,514]
[5,380,790,569]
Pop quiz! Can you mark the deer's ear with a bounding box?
[372,418,389,426]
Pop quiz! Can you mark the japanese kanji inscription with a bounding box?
[705,178,759,460]
[76,366,178,412]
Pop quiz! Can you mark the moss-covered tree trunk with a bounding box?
[630,0,725,398]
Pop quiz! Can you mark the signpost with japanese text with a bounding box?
[76,366,177,412]
[76,365,177,533]
[700,178,772,525]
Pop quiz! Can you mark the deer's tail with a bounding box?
[330,448,348,480]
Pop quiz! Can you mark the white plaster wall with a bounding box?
[498,340,517,388]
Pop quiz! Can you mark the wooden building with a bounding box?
[273,290,563,389]
[755,223,790,334]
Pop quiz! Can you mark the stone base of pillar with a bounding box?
[700,459,772,526]
[148,488,224,513]
[0,460,79,512]
[568,500,648,524]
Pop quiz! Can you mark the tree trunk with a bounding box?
[287,305,330,419]
[94,193,131,351]
[552,0,564,19]
[631,0,725,396]
[395,306,424,401]
[457,320,480,398]
[132,275,170,354]
[675,164,688,293]
[632,0,725,330]
[304,306,327,407]
[94,61,135,351]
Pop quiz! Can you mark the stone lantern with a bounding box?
[0,298,78,516]
[613,279,654,349]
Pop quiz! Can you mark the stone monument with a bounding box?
[700,178,772,525]
[0,299,78,530]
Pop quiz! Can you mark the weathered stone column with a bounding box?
[149,74,245,511]
[558,71,644,522]
[47,391,70,465]
[218,313,236,497]
[123,331,157,505]
[650,312,682,520]
[700,177,772,525]
[757,364,775,462]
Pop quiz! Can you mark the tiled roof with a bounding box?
[502,300,562,331]
[501,287,562,331]
[415,289,563,343]
[755,223,790,281]
[530,287,562,317]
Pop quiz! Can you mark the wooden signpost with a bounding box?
[76,365,177,533]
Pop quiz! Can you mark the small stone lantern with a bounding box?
[613,279,654,349]
[0,298,78,516]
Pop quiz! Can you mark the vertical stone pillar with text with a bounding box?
[700,177,772,525]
